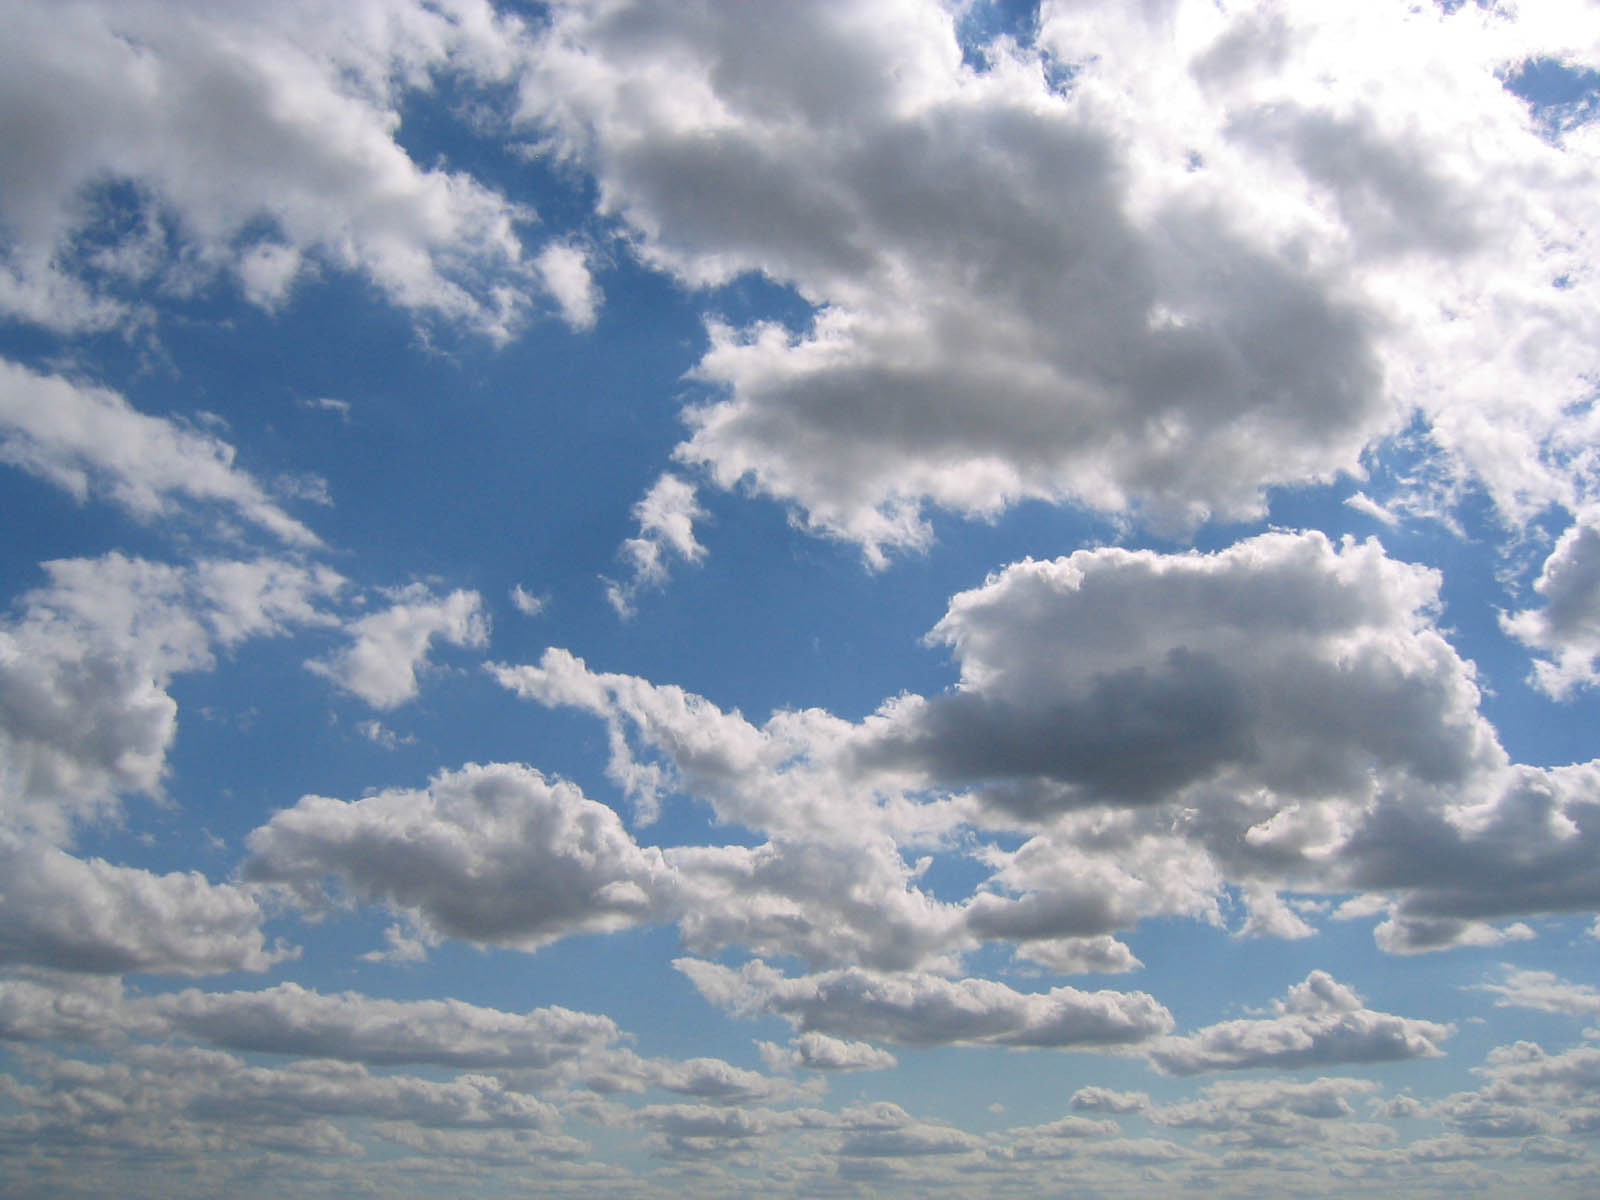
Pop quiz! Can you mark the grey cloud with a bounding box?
[674,957,1172,1049]
[866,532,1501,814]
[498,527,1600,957]
[1344,763,1600,931]
[518,0,1600,559]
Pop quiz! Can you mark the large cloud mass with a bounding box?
[519,0,1600,556]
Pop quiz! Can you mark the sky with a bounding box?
[4,0,1600,1195]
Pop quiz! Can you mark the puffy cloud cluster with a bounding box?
[1148,972,1452,1075]
[1,551,342,838]
[675,957,1173,1049]
[243,762,671,949]
[0,836,288,976]
[0,0,565,338]
[502,530,1600,960]
[866,531,1501,814]
[517,0,1600,556]
[1504,510,1600,698]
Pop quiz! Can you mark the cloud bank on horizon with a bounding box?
[4,0,1600,1195]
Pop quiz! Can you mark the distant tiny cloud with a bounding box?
[510,584,547,618]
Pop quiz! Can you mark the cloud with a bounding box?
[13,1045,567,1144]
[242,762,671,950]
[757,1032,898,1073]
[1148,971,1452,1075]
[1504,510,1600,698]
[154,981,619,1069]
[1475,968,1600,1019]
[496,530,1600,961]
[1070,1086,1149,1115]
[0,359,319,545]
[1,552,341,838]
[0,832,289,975]
[308,585,488,709]
[510,584,547,617]
[0,0,540,338]
[604,474,707,618]
[517,0,1600,556]
[1344,762,1600,937]
[536,240,602,330]
[864,531,1500,813]
[674,957,1172,1049]
[1149,1077,1380,1131]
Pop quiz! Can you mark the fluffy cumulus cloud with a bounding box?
[0,833,287,976]
[864,531,1501,814]
[1148,971,1452,1075]
[516,0,1600,558]
[242,762,671,950]
[674,957,1173,1049]
[758,1031,898,1074]
[0,0,556,338]
[0,552,342,838]
[501,530,1600,959]
[0,360,319,546]
[308,584,488,709]
[1504,510,1600,697]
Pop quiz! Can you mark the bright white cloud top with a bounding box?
[3,1,1600,1196]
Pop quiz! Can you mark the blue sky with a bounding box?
[5,1,1600,1195]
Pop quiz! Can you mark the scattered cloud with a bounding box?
[0,359,320,545]
[605,474,707,617]
[308,585,488,709]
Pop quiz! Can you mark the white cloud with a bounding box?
[757,1032,898,1073]
[153,981,619,1069]
[0,831,289,975]
[1504,510,1600,697]
[1070,1086,1149,1115]
[536,240,602,330]
[674,957,1173,1049]
[1149,1076,1380,1132]
[0,0,540,338]
[496,527,1600,967]
[0,552,341,838]
[1148,971,1452,1075]
[517,0,1600,556]
[308,585,488,709]
[605,474,707,618]
[1475,968,1600,1019]
[509,583,547,617]
[242,762,671,950]
[0,359,319,545]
